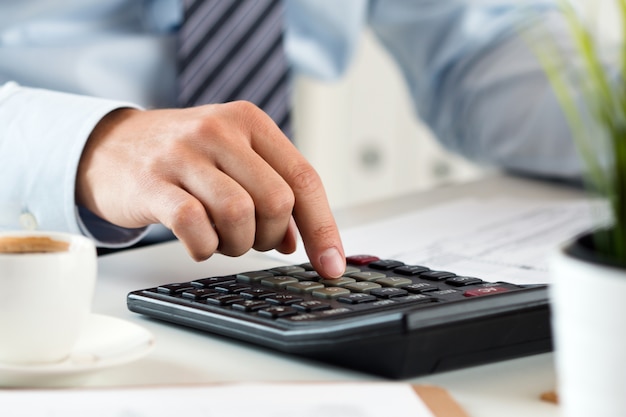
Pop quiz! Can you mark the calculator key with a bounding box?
[214,283,251,293]
[231,300,271,312]
[286,281,324,293]
[446,276,483,287]
[293,300,331,312]
[298,262,315,271]
[261,276,299,288]
[181,288,219,300]
[319,277,356,287]
[464,286,510,297]
[337,293,377,304]
[269,265,306,275]
[370,287,408,299]
[312,287,351,299]
[344,281,382,293]
[346,255,380,265]
[291,271,322,281]
[286,308,353,320]
[393,294,435,305]
[240,288,276,299]
[319,307,352,317]
[350,271,386,282]
[371,299,398,307]
[368,259,405,270]
[266,294,303,305]
[403,282,438,293]
[394,265,431,276]
[375,276,413,287]
[342,266,361,275]
[236,271,275,283]
[419,271,456,281]
[157,283,195,295]
[282,313,319,322]
[191,276,237,288]
[258,306,299,319]
[205,294,245,306]
[429,289,462,300]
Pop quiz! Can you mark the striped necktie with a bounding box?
[177,0,292,139]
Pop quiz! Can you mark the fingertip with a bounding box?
[318,247,345,279]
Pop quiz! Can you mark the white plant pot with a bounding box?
[550,232,626,417]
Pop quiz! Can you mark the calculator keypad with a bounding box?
[128,254,552,380]
[144,255,524,324]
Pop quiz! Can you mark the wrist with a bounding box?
[75,107,139,211]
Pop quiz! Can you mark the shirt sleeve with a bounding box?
[0,82,149,247]
[366,0,583,180]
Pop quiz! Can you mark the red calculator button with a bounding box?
[464,286,510,297]
[346,255,380,265]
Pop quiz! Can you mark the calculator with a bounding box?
[126,255,551,379]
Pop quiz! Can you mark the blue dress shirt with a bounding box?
[0,0,581,246]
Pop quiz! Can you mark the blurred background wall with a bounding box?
[291,29,485,210]
[290,0,621,210]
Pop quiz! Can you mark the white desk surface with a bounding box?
[87,174,585,417]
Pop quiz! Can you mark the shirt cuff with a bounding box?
[0,82,150,247]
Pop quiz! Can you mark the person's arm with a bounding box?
[0,81,345,277]
[366,0,583,180]
[0,82,149,246]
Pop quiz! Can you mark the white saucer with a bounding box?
[0,314,155,387]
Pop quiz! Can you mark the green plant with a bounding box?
[536,0,626,261]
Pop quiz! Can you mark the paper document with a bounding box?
[1,383,436,417]
[273,197,605,285]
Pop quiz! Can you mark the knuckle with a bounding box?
[313,224,337,239]
[259,186,295,221]
[169,198,207,231]
[185,103,259,148]
[214,193,256,257]
[227,100,273,132]
[228,100,259,114]
[217,193,255,227]
[312,223,338,242]
[191,115,229,142]
[167,199,219,261]
[179,105,234,143]
[289,164,323,194]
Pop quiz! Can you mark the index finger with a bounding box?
[248,115,345,278]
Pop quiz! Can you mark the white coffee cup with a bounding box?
[0,231,97,365]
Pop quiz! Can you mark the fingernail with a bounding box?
[319,247,345,278]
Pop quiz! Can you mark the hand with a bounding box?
[76,102,345,278]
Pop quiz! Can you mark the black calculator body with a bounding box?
[127,255,551,379]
